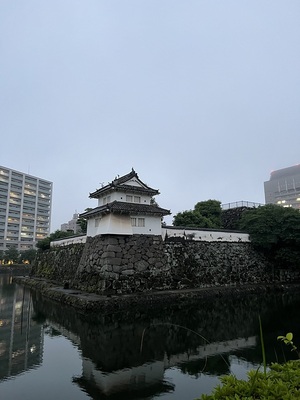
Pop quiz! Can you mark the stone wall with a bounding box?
[72,235,171,294]
[31,234,300,295]
[31,243,85,283]
[164,240,271,288]
[31,233,287,295]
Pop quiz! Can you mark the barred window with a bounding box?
[131,217,137,226]
[138,218,145,227]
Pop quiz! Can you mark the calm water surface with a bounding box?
[1,272,300,400]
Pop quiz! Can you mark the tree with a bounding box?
[173,210,215,228]
[36,230,74,251]
[173,200,222,228]
[20,249,37,264]
[4,247,19,264]
[194,200,222,228]
[77,208,93,234]
[239,204,300,268]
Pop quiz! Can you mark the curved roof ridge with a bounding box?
[89,169,159,198]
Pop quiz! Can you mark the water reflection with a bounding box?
[1,274,300,400]
[29,287,300,399]
[0,275,43,381]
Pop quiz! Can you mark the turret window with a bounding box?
[126,195,141,203]
[95,217,101,227]
[138,218,145,227]
[103,196,111,204]
[131,217,145,227]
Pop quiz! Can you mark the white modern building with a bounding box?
[80,169,170,237]
[0,166,52,251]
[264,164,300,210]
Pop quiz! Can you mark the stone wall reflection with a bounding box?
[29,290,300,398]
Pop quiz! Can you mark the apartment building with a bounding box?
[0,166,52,251]
[264,164,300,210]
[61,212,80,233]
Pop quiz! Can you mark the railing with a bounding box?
[222,201,264,210]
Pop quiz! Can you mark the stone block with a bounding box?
[107,245,122,252]
[135,260,149,272]
[104,272,119,279]
[121,269,134,276]
[102,251,115,258]
[110,258,122,266]
[112,265,122,273]
[104,237,119,245]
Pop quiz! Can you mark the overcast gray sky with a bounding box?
[1,1,300,231]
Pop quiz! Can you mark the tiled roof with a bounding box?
[80,201,171,219]
[89,169,159,198]
[112,168,137,185]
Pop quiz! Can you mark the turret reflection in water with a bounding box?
[0,275,43,381]
[28,289,300,400]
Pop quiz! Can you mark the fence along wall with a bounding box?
[50,227,249,248]
[162,226,249,242]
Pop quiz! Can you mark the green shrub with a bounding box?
[198,360,300,399]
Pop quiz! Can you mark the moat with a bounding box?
[1,271,300,400]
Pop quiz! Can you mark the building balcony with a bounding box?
[8,212,21,218]
[0,176,9,183]
[10,187,22,194]
[22,220,34,226]
[6,233,19,238]
[10,205,22,211]
[9,194,21,200]
[22,228,34,234]
[24,190,36,196]
[37,210,50,216]
[6,237,19,242]
[36,234,47,240]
